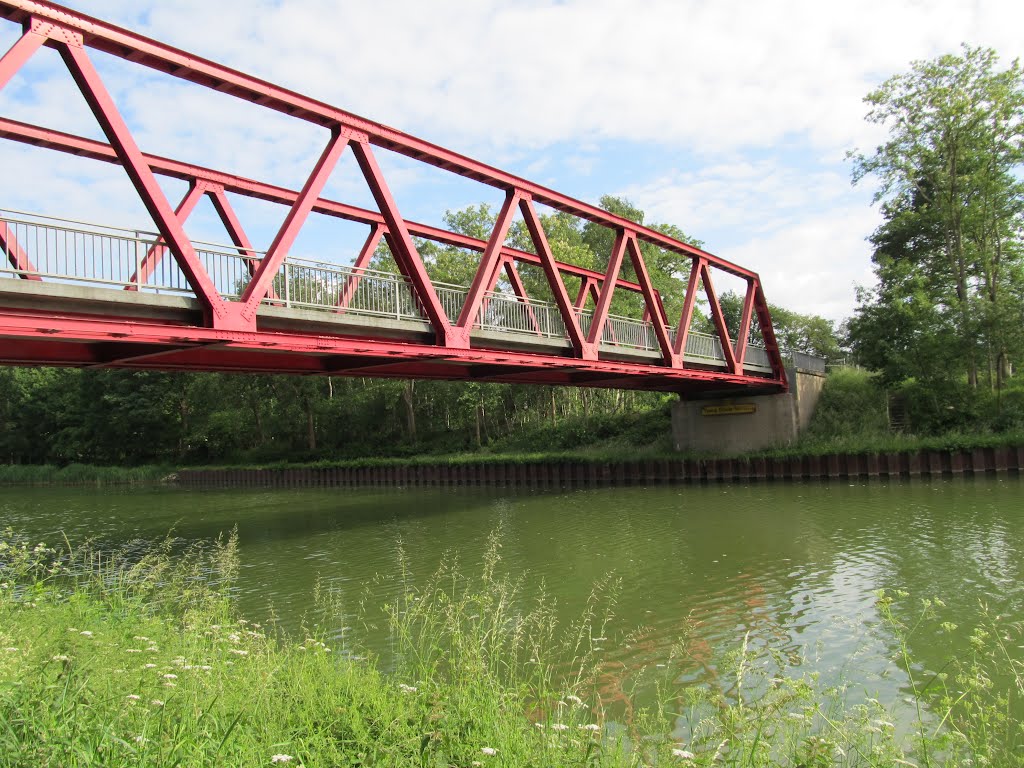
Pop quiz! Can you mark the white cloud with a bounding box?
[728,206,883,323]
[64,0,1023,155]
[620,158,882,321]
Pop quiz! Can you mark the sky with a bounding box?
[1,0,1023,324]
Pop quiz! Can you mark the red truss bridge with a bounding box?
[0,1,800,394]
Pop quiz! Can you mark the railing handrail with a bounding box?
[0,210,263,257]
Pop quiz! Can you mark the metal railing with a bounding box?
[0,210,820,372]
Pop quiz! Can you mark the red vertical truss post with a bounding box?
[208,187,269,285]
[699,261,738,373]
[337,222,384,311]
[349,139,453,344]
[239,128,349,319]
[752,279,787,386]
[125,181,204,289]
[452,189,520,346]
[0,219,41,279]
[673,257,703,359]
[585,229,627,355]
[0,27,45,91]
[519,196,590,356]
[54,31,229,327]
[625,234,678,366]
[733,279,756,368]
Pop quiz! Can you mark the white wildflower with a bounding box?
[125,649,142,654]
[398,683,418,693]
[52,654,70,662]
[163,673,178,680]
[480,747,498,756]
[672,748,696,760]
[579,724,600,732]
[79,630,93,637]
[565,694,584,705]
[550,723,570,732]
[228,633,241,643]
[125,694,142,702]
[144,663,157,669]
[270,755,293,763]
[133,636,150,642]
[229,649,249,656]
[133,735,147,744]
[150,699,164,707]
[3,647,18,652]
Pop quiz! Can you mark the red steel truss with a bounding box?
[0,1,788,394]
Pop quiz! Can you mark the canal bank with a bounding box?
[172,444,1024,489]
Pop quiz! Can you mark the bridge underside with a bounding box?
[0,288,783,395]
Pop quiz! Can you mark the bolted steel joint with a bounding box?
[28,18,83,48]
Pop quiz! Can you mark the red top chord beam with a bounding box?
[0,0,757,280]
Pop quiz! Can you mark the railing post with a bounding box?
[134,232,144,291]
[284,261,291,307]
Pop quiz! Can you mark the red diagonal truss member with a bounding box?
[0,219,40,279]
[126,180,280,300]
[478,253,542,336]
[125,181,204,289]
[337,223,384,312]
[0,1,788,394]
[207,186,279,302]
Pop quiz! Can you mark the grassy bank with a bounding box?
[1,529,1022,766]
[0,463,170,486]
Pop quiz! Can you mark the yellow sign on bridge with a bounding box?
[701,403,757,417]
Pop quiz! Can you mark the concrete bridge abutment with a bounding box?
[671,366,826,454]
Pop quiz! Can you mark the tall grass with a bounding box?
[0,463,170,486]
[1,527,1021,766]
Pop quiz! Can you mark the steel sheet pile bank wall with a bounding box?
[172,447,1024,490]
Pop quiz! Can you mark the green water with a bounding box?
[3,477,1023,715]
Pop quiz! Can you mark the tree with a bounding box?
[850,45,1024,389]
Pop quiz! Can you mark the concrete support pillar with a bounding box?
[671,367,826,454]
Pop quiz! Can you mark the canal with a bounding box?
[3,476,1022,720]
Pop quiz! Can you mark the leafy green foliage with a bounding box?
[849,45,1024,394]
[801,368,888,443]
